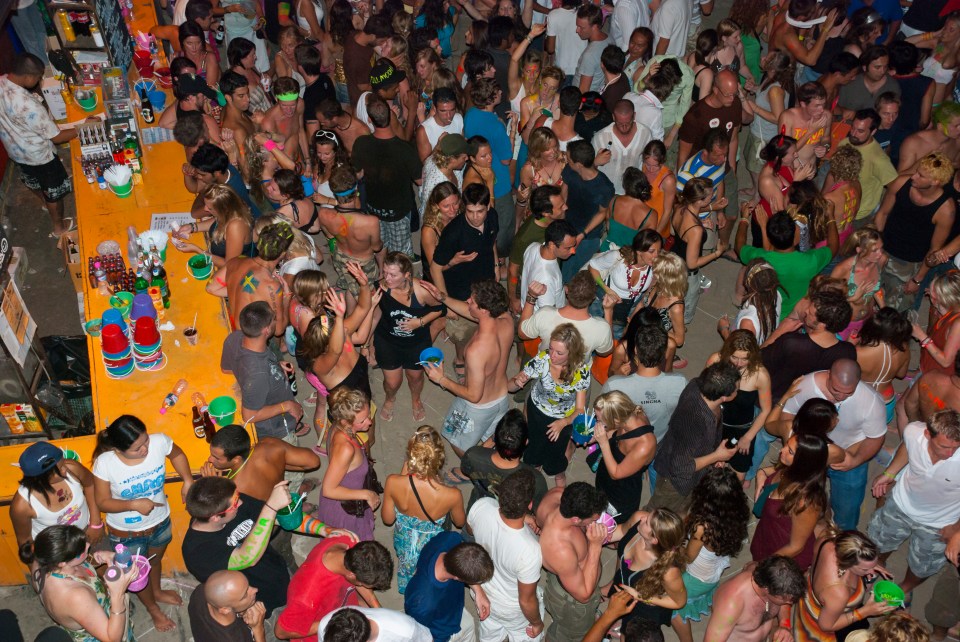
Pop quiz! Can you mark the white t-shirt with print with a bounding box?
[93,433,173,531]
[891,422,960,528]
[468,498,542,611]
[782,374,886,450]
[318,607,433,641]
[520,242,565,312]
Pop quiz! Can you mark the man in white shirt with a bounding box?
[415,87,464,161]
[545,0,588,83]
[651,0,692,57]
[779,360,887,531]
[869,410,960,594]
[610,0,646,51]
[592,100,652,194]
[318,607,433,641]
[520,220,578,312]
[623,69,677,141]
[468,469,544,642]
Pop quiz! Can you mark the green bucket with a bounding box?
[275,492,303,530]
[75,90,98,112]
[109,180,133,198]
[208,396,237,426]
[188,254,213,280]
[873,580,905,607]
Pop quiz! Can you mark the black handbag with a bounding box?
[340,446,383,518]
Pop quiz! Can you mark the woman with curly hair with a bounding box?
[607,508,687,629]
[752,433,829,571]
[723,259,781,344]
[821,146,863,243]
[382,426,466,593]
[639,251,688,370]
[830,227,886,340]
[588,391,656,521]
[853,612,929,642]
[728,0,771,84]
[419,182,461,288]
[601,167,658,252]
[516,127,568,224]
[789,179,833,252]
[671,467,750,642]
[509,324,591,486]
[856,308,911,430]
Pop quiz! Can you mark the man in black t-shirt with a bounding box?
[182,477,291,617]
[188,571,266,642]
[297,44,335,139]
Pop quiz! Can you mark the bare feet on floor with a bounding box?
[147,606,177,632]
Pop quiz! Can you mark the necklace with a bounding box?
[751,579,770,614]
[226,445,255,480]
[336,115,353,131]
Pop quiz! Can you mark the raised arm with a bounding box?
[229,482,289,570]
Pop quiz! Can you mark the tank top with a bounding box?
[208,220,257,259]
[43,562,135,642]
[672,216,704,272]
[686,544,730,584]
[921,310,960,376]
[374,287,443,346]
[601,196,653,252]
[17,473,91,538]
[749,82,786,142]
[794,540,867,641]
[295,0,324,32]
[721,387,759,430]
[645,166,670,232]
[510,83,528,115]
[591,424,653,522]
[610,521,675,627]
[882,180,953,263]
[420,114,465,149]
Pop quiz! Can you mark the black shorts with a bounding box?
[18,157,72,202]
[374,333,429,371]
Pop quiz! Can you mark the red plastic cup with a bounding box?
[133,317,160,346]
[100,323,130,354]
[133,51,154,77]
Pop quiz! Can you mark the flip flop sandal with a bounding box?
[379,403,395,422]
[673,354,689,369]
[412,403,426,422]
[441,468,472,485]
[49,217,77,239]
[295,421,312,437]
[312,444,327,457]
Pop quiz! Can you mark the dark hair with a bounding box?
[227,37,255,68]
[622,618,666,642]
[464,49,495,81]
[470,280,508,317]
[703,128,731,154]
[778,433,829,516]
[494,409,528,459]
[219,70,248,97]
[173,112,207,147]
[317,97,345,120]
[858,307,911,352]
[238,300,275,337]
[576,3,602,27]
[12,53,45,77]
[564,271,595,309]
[698,361,740,401]
[257,222,295,261]
[444,542,495,584]
[185,476,236,520]
[810,289,853,333]
[646,70,678,102]
[209,425,251,460]
[170,56,198,82]
[323,608,371,642]
[760,134,799,172]
[463,182,492,208]
[433,86,458,108]
[23,525,88,589]
[185,0,212,21]
[766,211,796,250]
[860,45,889,69]
[295,43,323,76]
[559,86,582,116]
[627,315,668,369]
[545,220,576,247]
[753,555,805,600]
[363,13,393,37]
[93,415,147,460]
[418,0,453,32]
[567,139,595,168]
[178,21,206,50]
[498,468,536,519]
[686,467,750,557]
[344,541,393,590]
[311,130,350,177]
[470,77,501,108]
[829,51,861,75]
[622,167,652,200]
[854,108,881,131]
[888,41,920,75]
[796,81,827,105]
[274,168,306,200]
[601,45,626,74]
[642,139,667,163]
[558,482,607,520]
[530,184,562,218]
[409,26,439,58]
[792,398,840,442]
[693,29,719,67]
[488,16,513,47]
[190,142,229,175]
[329,0,354,46]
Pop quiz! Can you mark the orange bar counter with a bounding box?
[0,0,241,585]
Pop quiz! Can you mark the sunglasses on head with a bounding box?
[314,130,339,145]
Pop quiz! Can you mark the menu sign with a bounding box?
[92,0,134,72]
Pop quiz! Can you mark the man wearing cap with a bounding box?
[261,76,308,165]
[11,442,104,555]
[157,73,223,147]
[352,97,424,258]
[356,59,419,141]
[416,87,465,161]
[419,133,469,220]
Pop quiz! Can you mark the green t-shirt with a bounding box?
[741,34,762,87]
[838,138,897,220]
[510,218,548,266]
[740,245,832,318]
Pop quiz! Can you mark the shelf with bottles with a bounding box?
[47,1,107,52]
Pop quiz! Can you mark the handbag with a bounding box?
[340,438,383,518]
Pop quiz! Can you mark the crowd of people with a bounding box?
[8,0,960,640]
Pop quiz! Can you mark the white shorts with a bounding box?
[478,593,545,642]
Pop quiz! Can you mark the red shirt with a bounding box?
[277,536,358,642]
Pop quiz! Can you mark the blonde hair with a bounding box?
[278,25,302,46]
[539,66,563,88]
[527,127,560,167]
[633,509,687,600]
[550,323,586,383]
[841,225,882,258]
[832,530,879,571]
[717,18,741,41]
[652,252,689,300]
[292,269,330,312]
[405,426,445,479]
[931,270,960,311]
[286,226,317,261]
[253,213,284,237]
[829,145,862,183]
[201,183,253,243]
[593,391,643,430]
[871,613,930,642]
[919,151,955,185]
[329,388,369,428]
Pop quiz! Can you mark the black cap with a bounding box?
[176,73,218,100]
[370,59,406,89]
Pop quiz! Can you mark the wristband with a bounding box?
[88,522,104,529]
[263,139,278,151]
[883,470,896,479]
[911,277,922,285]
[921,337,932,348]
[852,609,862,622]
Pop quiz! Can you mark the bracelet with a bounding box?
[263,139,278,151]
[852,609,862,622]
[110,609,127,616]
[419,318,424,327]
[911,277,922,285]
[266,503,281,511]
[776,401,786,408]
[921,337,932,348]
[526,296,538,304]
[191,221,198,233]
[88,522,104,529]
[883,470,896,479]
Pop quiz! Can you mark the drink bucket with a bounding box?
[109,180,133,198]
[109,292,134,321]
[127,554,152,592]
[75,89,98,112]
[571,413,596,445]
[188,254,213,280]
[275,492,304,530]
[873,580,905,607]
[84,318,102,337]
[418,347,444,366]
[209,396,237,426]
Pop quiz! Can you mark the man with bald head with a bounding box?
[592,99,652,194]
[188,570,267,642]
[776,359,888,530]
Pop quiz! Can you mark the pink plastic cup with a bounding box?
[127,554,152,592]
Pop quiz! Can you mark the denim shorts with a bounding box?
[108,516,173,552]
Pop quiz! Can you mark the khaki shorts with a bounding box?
[445,315,478,348]
[744,130,766,174]
[543,571,601,641]
[332,248,379,298]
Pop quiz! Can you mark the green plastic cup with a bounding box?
[275,492,303,530]
[873,580,905,607]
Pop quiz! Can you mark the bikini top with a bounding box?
[846,256,881,299]
[284,200,320,233]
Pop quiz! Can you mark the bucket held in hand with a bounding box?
[275,492,304,530]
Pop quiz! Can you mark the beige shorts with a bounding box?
[445,315,478,348]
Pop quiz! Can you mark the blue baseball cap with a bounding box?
[19,442,63,477]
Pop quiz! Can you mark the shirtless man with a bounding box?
[316,98,372,154]
[534,483,608,642]
[703,557,805,642]
[897,102,960,173]
[770,0,840,69]
[261,77,308,163]
[158,73,223,146]
[224,222,294,334]
[219,70,258,160]
[778,82,831,168]
[900,352,960,430]
[423,279,514,457]
[317,165,384,311]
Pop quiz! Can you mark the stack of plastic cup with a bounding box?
[101,323,134,378]
[101,309,128,335]
[132,316,165,371]
[130,293,158,323]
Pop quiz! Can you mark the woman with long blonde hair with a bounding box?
[509,323,591,486]
[172,183,254,267]
[382,426,466,593]
[419,137,468,220]
[607,508,688,629]
[419,182,461,289]
[639,251,688,370]
[516,126,568,224]
[830,226,886,340]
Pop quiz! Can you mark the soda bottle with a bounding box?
[151,258,170,307]
[191,392,208,412]
[159,378,188,414]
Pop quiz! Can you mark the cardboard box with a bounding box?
[59,230,84,293]
[6,247,27,289]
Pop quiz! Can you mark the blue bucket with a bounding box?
[571,414,596,445]
[418,346,444,367]
[147,89,166,111]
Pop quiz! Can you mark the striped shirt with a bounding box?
[676,151,726,197]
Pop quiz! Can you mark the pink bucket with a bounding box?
[127,554,152,592]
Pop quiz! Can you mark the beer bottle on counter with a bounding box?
[202,409,217,442]
[139,88,155,124]
[191,406,206,439]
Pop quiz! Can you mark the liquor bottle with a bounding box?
[57,11,76,41]
[87,258,98,289]
[151,260,170,308]
[139,88,154,123]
